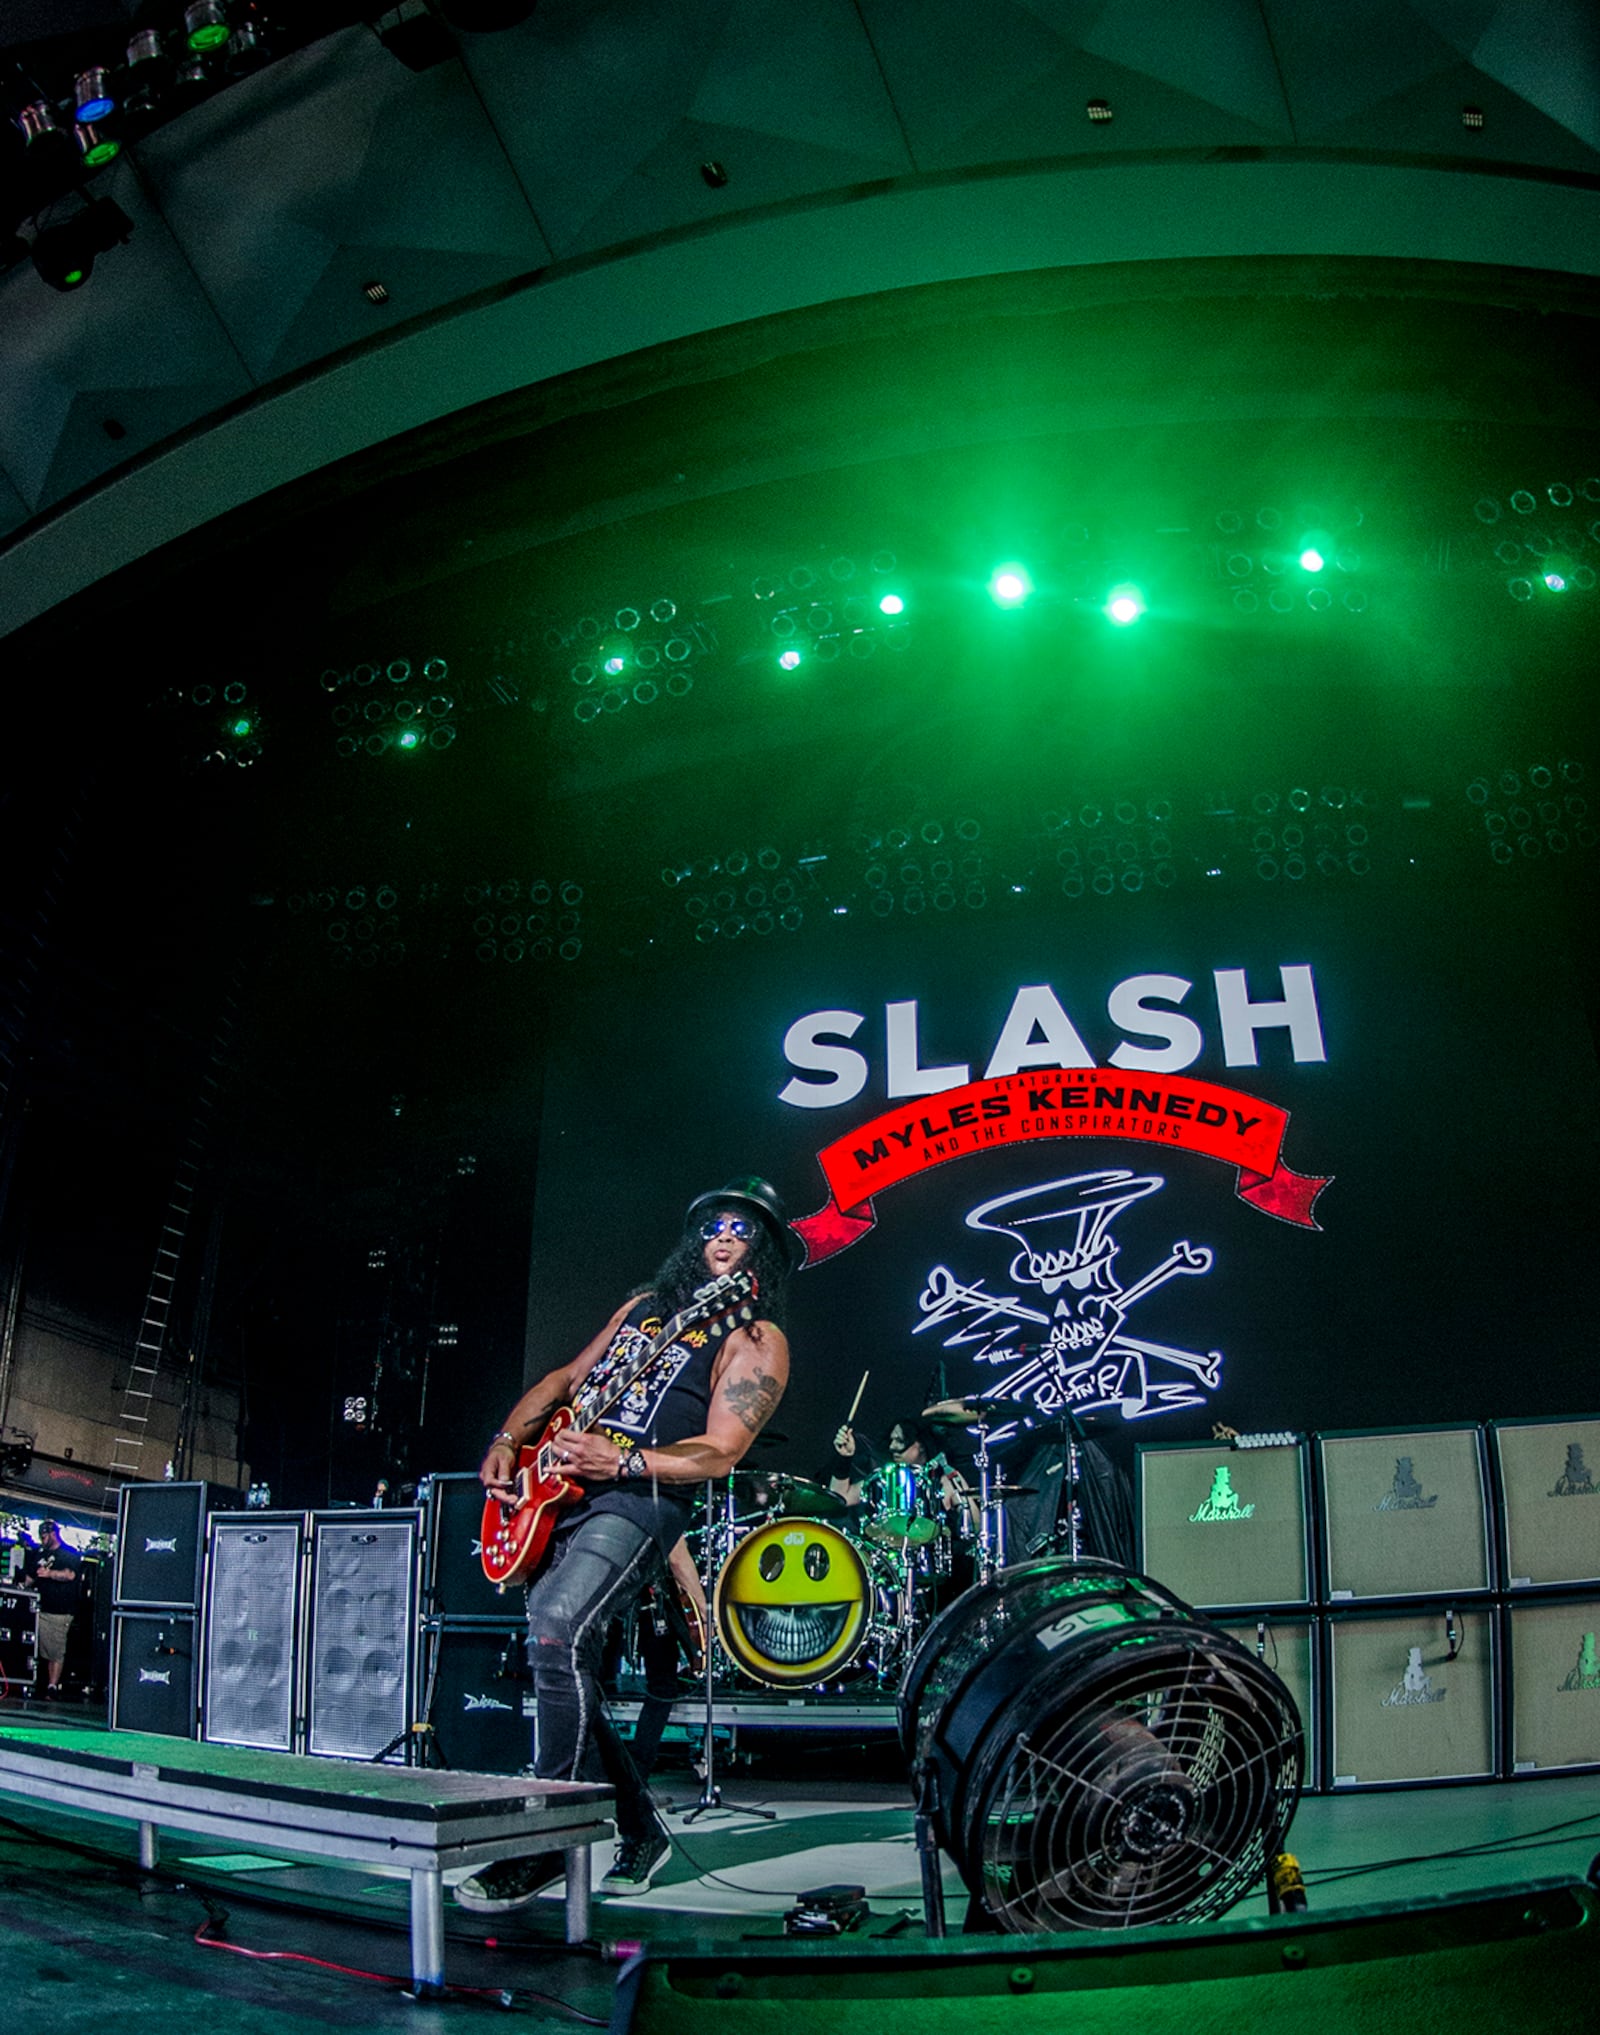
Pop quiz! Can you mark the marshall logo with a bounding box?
[463,1692,514,1713]
[1381,1645,1446,1707]
[144,1536,180,1553]
[1375,1458,1437,1512]
[1558,1633,1600,1693]
[1189,1465,1255,1523]
[138,1667,173,1685]
[1550,1445,1595,1498]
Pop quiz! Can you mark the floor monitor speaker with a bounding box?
[1137,1439,1310,1608]
[0,1585,38,1696]
[1506,1593,1600,1774]
[1327,1605,1497,1787]
[1489,1416,1600,1589]
[304,1509,418,1760]
[114,1481,212,1608]
[424,1622,532,1774]
[1318,1427,1491,1601]
[612,1879,1596,2035]
[111,1609,198,1737]
[201,1513,307,1751]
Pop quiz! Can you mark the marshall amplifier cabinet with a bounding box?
[0,1585,38,1697]
[1317,1426,1493,1603]
[1215,1613,1322,1792]
[422,1471,513,1623]
[1505,1594,1600,1776]
[114,1481,212,1609]
[1489,1416,1600,1591]
[1137,1437,1312,1610]
[1326,1604,1498,1788]
[111,1609,198,1737]
[423,1622,533,1775]
[201,1513,307,1753]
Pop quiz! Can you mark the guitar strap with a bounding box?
[571,1276,755,1434]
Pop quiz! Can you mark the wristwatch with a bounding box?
[618,1447,649,1481]
[488,1430,518,1450]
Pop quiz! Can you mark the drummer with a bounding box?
[829,1417,975,1523]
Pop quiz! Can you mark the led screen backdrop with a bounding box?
[526,888,1597,1478]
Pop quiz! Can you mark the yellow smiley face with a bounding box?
[715,1518,871,1685]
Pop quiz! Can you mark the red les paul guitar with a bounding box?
[480,1270,758,1590]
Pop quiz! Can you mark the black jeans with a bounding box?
[525,1510,662,1842]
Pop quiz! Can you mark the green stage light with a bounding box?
[1299,547,1325,573]
[398,728,421,750]
[879,592,905,616]
[1543,570,1567,591]
[1105,583,1145,625]
[230,716,252,737]
[778,648,802,670]
[988,564,1032,608]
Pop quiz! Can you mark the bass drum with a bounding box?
[714,1516,880,1687]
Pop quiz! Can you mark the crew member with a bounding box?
[461,1176,794,1910]
[29,1520,81,1698]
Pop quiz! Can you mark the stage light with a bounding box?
[76,125,120,168]
[230,716,252,737]
[778,648,802,670]
[989,564,1032,608]
[398,729,421,750]
[184,2,231,52]
[1298,547,1325,573]
[75,69,117,122]
[1105,584,1145,625]
[878,592,905,616]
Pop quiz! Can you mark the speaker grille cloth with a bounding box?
[203,1520,301,1750]
[1494,1419,1600,1588]
[1320,1429,1489,1599]
[306,1518,415,1759]
[1140,1444,1309,1607]
[1328,1609,1495,1786]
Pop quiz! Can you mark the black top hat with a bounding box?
[684,1175,802,1267]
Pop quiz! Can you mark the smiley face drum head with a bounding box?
[714,1516,874,1686]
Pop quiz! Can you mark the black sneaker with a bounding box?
[598,1827,671,1896]
[454,1853,563,1913]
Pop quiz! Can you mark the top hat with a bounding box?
[684,1175,802,1267]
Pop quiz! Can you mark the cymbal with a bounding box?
[921,1397,1036,1427]
[987,1483,1040,1501]
[772,1474,848,1520]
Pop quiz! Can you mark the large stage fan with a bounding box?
[899,1558,1303,1933]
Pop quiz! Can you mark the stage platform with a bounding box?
[0,1708,1596,2034]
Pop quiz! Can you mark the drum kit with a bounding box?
[683,1399,1046,1693]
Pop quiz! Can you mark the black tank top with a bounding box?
[561,1294,721,1551]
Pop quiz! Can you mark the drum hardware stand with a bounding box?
[681,1477,776,1826]
[913,1762,947,1937]
[968,1411,1008,1583]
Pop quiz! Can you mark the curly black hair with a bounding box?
[645,1209,791,1328]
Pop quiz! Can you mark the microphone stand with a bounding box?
[681,1474,775,1825]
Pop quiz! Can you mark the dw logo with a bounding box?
[144,1536,179,1553]
[138,1667,173,1685]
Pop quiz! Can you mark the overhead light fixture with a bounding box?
[74,69,117,122]
[989,563,1032,608]
[1105,583,1146,625]
[185,2,231,51]
[29,198,134,293]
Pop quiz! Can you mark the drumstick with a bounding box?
[845,1370,870,1424]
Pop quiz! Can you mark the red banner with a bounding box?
[792,1067,1330,1265]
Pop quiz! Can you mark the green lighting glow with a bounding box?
[988,564,1032,608]
[398,729,421,749]
[778,648,802,670]
[1544,571,1567,591]
[1299,547,1325,573]
[63,267,86,287]
[230,717,252,737]
[188,24,230,51]
[878,592,905,616]
[603,654,626,675]
[82,139,120,168]
[1105,583,1146,625]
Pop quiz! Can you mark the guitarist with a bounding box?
[457,1175,794,1911]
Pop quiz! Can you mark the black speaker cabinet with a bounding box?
[1489,1416,1600,1590]
[423,1471,513,1622]
[1327,1605,1498,1788]
[111,1610,198,1738]
[1137,1439,1311,1609]
[114,1481,211,1608]
[1317,1426,1492,1603]
[1214,1613,1322,1791]
[424,1622,533,1774]
[0,1585,38,1696]
[201,1513,307,1752]
[304,1509,418,1760]
[1506,1594,1600,1775]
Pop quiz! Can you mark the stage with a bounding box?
[1,1708,1595,2033]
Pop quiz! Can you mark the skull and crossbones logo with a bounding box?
[913,1169,1223,1424]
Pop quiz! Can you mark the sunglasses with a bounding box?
[699,1215,757,1241]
